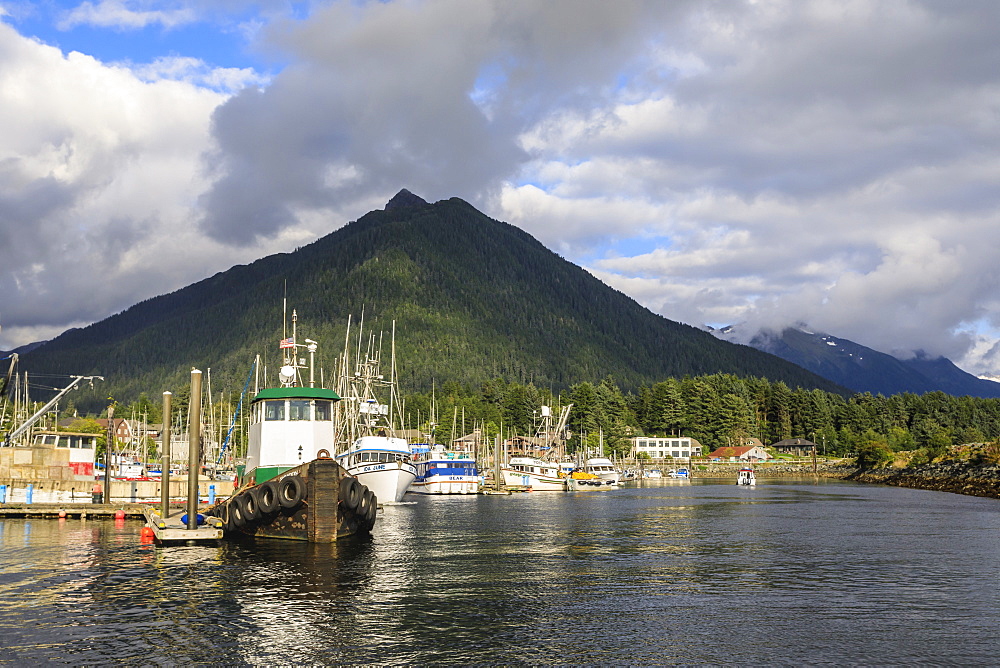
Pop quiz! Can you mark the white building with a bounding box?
[632,436,702,461]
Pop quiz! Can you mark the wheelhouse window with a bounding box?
[288,400,311,421]
[315,400,332,421]
[264,400,285,421]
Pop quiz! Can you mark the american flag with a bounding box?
[279,337,295,349]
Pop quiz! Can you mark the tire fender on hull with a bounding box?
[339,476,362,511]
[255,481,280,515]
[277,475,306,509]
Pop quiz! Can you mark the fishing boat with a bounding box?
[668,468,690,479]
[736,467,756,486]
[584,457,621,485]
[501,455,565,491]
[334,318,417,503]
[409,444,480,494]
[207,311,377,541]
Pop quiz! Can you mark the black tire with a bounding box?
[256,482,280,515]
[364,492,377,530]
[235,491,260,522]
[357,488,372,517]
[340,477,362,510]
[278,475,306,509]
[229,499,246,528]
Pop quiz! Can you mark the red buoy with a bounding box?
[114,509,126,519]
[58,510,66,518]
[140,526,155,543]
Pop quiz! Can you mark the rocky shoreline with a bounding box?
[692,461,1000,499]
[845,462,1000,500]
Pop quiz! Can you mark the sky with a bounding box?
[2,0,1000,377]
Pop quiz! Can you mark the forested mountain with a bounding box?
[719,326,1000,399]
[17,190,844,411]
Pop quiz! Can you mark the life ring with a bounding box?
[339,477,362,510]
[255,482,279,515]
[235,491,260,522]
[278,475,306,509]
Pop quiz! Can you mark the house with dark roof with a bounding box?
[771,438,816,457]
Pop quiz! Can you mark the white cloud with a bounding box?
[0,19,268,347]
[131,55,269,92]
[58,0,198,30]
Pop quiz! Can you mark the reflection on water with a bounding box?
[2,479,1000,664]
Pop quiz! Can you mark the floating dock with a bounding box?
[143,506,223,543]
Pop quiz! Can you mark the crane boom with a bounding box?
[2,375,103,446]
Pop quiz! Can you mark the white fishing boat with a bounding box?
[736,467,756,486]
[584,457,621,485]
[207,310,377,541]
[501,455,565,491]
[644,468,662,479]
[334,318,416,503]
[409,444,480,495]
[668,468,690,479]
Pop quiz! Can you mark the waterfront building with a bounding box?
[631,436,702,461]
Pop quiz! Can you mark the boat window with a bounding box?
[315,401,332,421]
[264,400,285,421]
[360,452,371,462]
[288,400,310,421]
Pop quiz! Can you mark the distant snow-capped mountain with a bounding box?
[712,325,1000,398]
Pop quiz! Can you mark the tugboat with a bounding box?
[207,311,377,541]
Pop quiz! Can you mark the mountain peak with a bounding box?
[385,189,427,210]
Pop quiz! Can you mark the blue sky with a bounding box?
[3,1,1000,379]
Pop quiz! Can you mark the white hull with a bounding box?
[346,461,417,503]
[737,469,756,486]
[408,477,480,495]
[501,467,564,491]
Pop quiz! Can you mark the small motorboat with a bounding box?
[736,467,756,486]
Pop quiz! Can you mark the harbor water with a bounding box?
[2,478,1000,665]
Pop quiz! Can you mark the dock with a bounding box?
[0,503,147,518]
[143,506,224,542]
[0,503,225,543]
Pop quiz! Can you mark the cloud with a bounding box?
[0,19,255,347]
[197,0,688,244]
[131,55,269,92]
[58,0,198,30]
